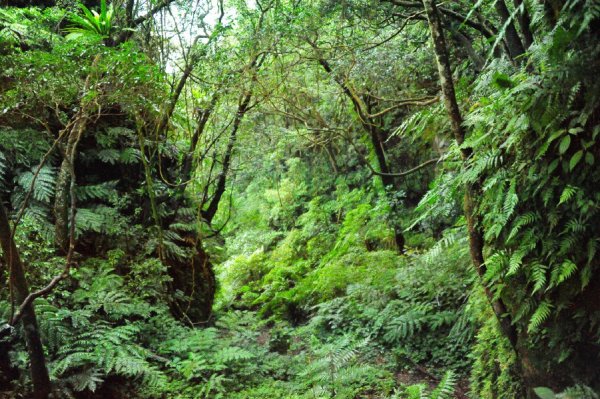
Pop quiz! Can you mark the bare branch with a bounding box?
[368,157,440,177]
[368,96,439,118]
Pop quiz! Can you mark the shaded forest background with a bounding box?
[0,0,599,398]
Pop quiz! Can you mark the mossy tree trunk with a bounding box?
[0,203,50,399]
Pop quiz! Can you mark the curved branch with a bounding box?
[368,157,440,177]
[368,96,439,118]
[384,0,496,39]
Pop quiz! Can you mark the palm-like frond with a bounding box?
[65,0,114,40]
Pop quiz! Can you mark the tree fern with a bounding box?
[75,205,122,235]
[95,148,121,165]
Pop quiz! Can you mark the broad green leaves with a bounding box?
[65,0,114,42]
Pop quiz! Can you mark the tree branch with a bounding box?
[368,96,439,118]
[384,0,496,39]
[368,157,440,177]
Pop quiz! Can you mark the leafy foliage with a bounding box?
[65,0,114,41]
[1,0,600,398]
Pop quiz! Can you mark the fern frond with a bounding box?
[431,370,456,399]
[528,300,552,333]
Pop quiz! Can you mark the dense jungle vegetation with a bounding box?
[0,0,599,398]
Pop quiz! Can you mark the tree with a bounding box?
[0,203,50,399]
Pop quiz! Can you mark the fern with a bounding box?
[64,0,114,41]
[507,249,526,276]
[550,259,577,287]
[215,346,255,363]
[430,370,457,399]
[558,185,578,205]
[15,165,56,203]
[393,370,457,399]
[54,322,165,390]
[119,147,141,164]
[96,148,121,165]
[75,205,122,235]
[299,336,372,397]
[382,304,431,344]
[506,211,538,243]
[530,263,548,294]
[75,181,118,201]
[528,301,553,333]
[66,367,104,392]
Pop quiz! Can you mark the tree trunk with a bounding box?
[54,56,99,253]
[54,114,88,254]
[0,204,50,399]
[422,0,519,361]
[202,91,251,225]
[54,156,70,253]
[155,60,196,139]
[166,243,216,324]
[494,0,526,61]
[449,28,485,71]
[513,0,534,49]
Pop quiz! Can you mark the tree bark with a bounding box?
[54,56,100,253]
[513,0,534,49]
[54,156,70,253]
[202,91,251,225]
[0,204,50,399]
[155,64,194,139]
[54,114,87,253]
[369,127,405,251]
[494,0,526,61]
[422,0,518,350]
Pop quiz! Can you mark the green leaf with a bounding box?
[531,263,547,294]
[559,135,571,155]
[548,159,559,173]
[556,260,577,285]
[569,150,583,170]
[558,185,577,205]
[568,127,584,135]
[547,129,566,144]
[533,387,556,399]
[528,301,552,333]
[585,152,594,165]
